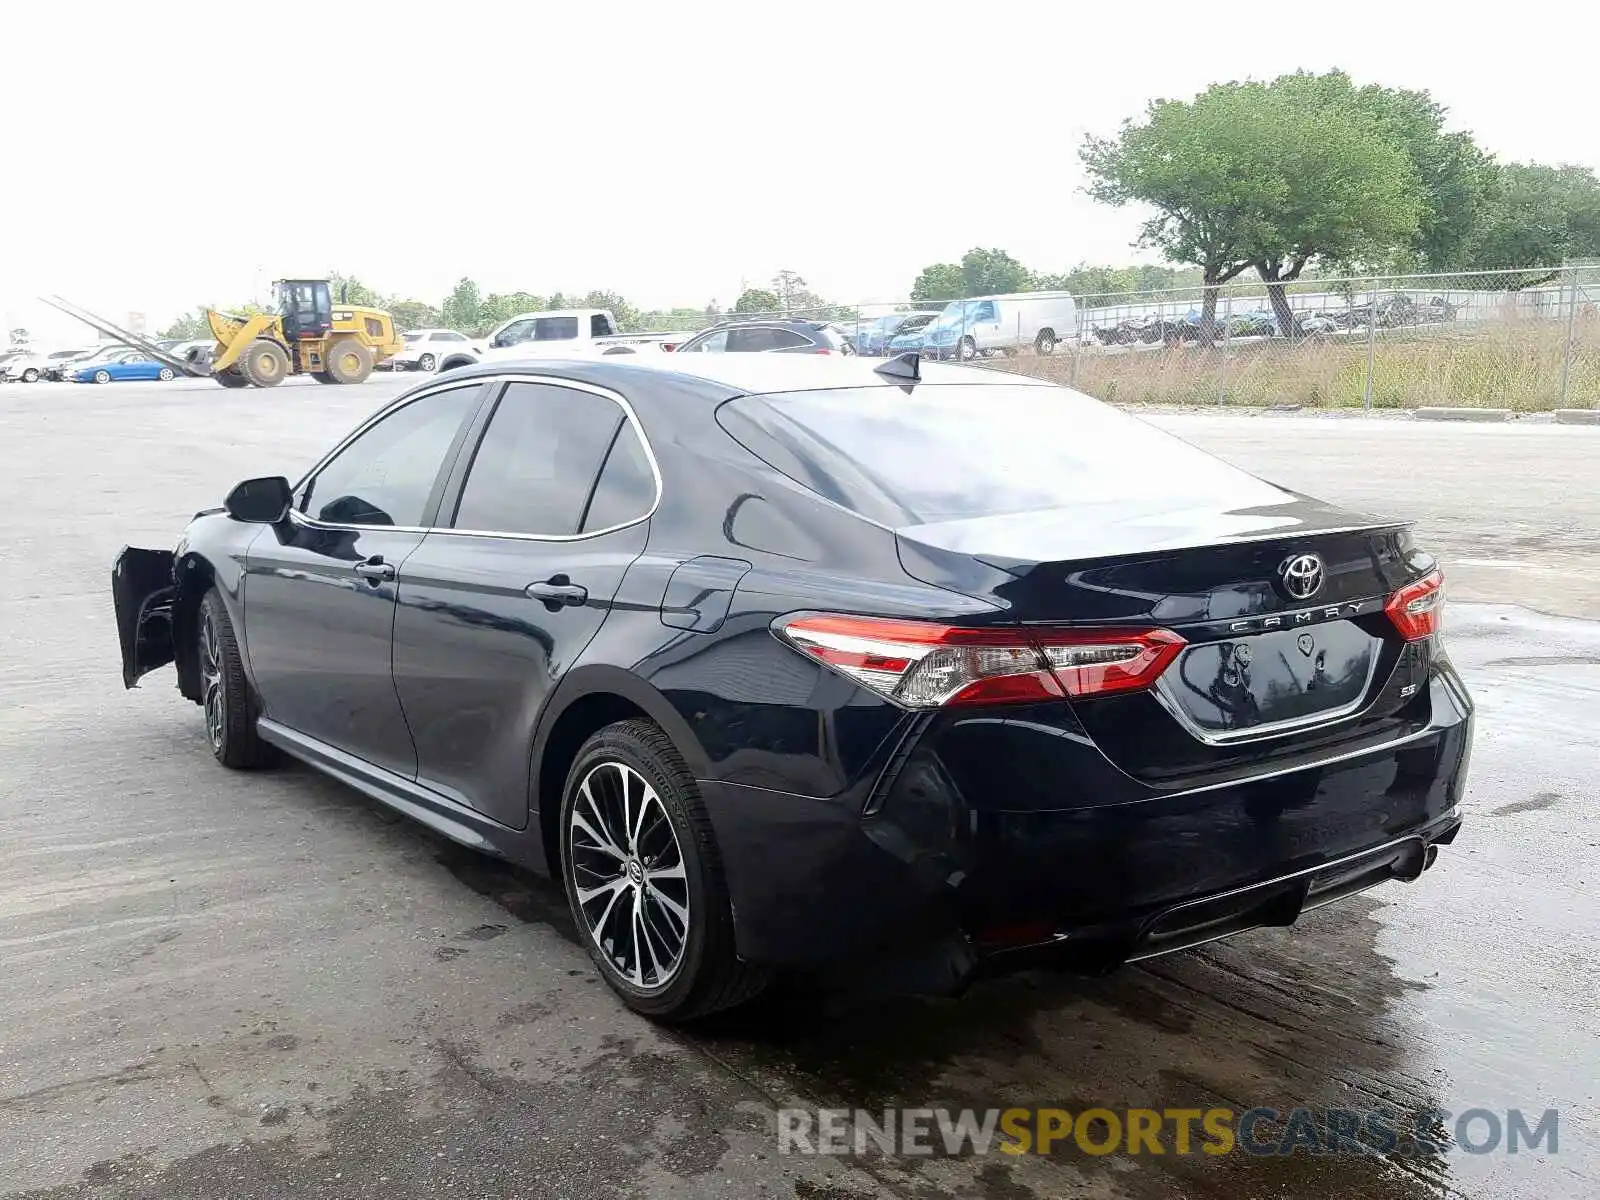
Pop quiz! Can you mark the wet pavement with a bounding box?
[1,378,1596,1198]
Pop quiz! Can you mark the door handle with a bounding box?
[354,557,396,582]
[525,576,588,609]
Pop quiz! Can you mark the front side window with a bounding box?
[495,319,534,347]
[303,385,480,527]
[681,329,727,353]
[451,383,638,536]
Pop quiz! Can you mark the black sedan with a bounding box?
[113,355,1471,1021]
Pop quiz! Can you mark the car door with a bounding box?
[970,300,1001,351]
[391,378,657,828]
[242,381,487,777]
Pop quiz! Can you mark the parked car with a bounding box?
[854,311,942,356]
[388,328,481,372]
[1219,310,1277,339]
[0,349,45,381]
[69,350,178,383]
[112,355,1469,1021]
[675,319,856,355]
[48,344,135,381]
[478,309,679,366]
[921,292,1078,360]
[886,315,939,356]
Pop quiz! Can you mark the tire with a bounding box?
[216,370,250,389]
[311,371,337,384]
[21,368,39,383]
[158,367,175,381]
[325,339,374,384]
[561,720,768,1022]
[1035,329,1057,356]
[94,369,111,384]
[197,589,272,769]
[957,335,977,362]
[418,352,436,372]
[240,339,290,388]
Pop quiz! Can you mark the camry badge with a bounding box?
[1279,553,1325,601]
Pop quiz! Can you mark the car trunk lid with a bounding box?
[895,499,1423,749]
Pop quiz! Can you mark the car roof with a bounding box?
[431,354,1055,400]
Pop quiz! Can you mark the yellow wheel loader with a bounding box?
[42,282,405,389]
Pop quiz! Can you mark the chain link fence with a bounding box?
[713,266,1600,411]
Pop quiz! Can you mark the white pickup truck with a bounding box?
[447,308,683,370]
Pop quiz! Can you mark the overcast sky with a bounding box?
[3,3,1594,342]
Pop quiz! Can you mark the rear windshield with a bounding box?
[717,384,1286,527]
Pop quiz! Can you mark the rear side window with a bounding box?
[532,316,580,341]
[581,421,656,532]
[452,382,628,536]
[717,384,1288,527]
[726,327,812,352]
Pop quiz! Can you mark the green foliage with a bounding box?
[440,277,482,332]
[1468,163,1600,279]
[958,247,1033,295]
[1036,262,1205,299]
[638,307,715,331]
[386,299,442,332]
[158,310,211,339]
[326,272,383,307]
[910,263,965,304]
[1083,74,1423,283]
[734,288,781,313]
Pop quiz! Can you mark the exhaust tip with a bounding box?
[1390,843,1427,882]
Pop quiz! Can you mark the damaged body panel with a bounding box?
[113,546,179,688]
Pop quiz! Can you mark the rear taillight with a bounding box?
[812,347,833,355]
[1385,569,1445,641]
[773,614,1185,708]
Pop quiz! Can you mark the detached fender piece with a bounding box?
[113,546,178,688]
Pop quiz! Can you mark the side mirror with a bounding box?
[224,476,293,524]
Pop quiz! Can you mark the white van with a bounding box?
[922,291,1078,360]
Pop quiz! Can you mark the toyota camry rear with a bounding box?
[685,368,1471,995]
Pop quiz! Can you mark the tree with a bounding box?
[1035,262,1204,301]
[580,290,640,332]
[959,247,1033,296]
[1467,163,1600,283]
[326,272,383,307]
[1083,74,1424,338]
[1240,74,1426,335]
[476,292,547,334]
[910,263,965,304]
[911,249,1036,305]
[770,270,808,312]
[158,310,211,339]
[387,299,442,331]
[440,277,482,332]
[734,288,780,314]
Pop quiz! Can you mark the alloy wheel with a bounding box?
[567,760,690,991]
[199,606,224,751]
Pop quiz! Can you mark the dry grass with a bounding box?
[1001,319,1600,410]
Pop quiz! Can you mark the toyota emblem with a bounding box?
[1279,553,1325,601]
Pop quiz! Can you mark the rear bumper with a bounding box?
[699,662,1472,992]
